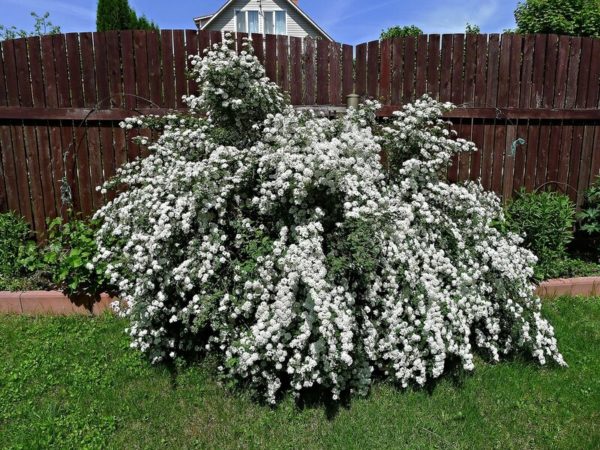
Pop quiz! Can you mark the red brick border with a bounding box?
[0,291,114,315]
[535,277,600,298]
[0,279,598,316]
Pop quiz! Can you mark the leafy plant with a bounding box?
[44,215,111,296]
[514,0,600,37]
[505,189,577,279]
[380,25,423,40]
[577,175,600,235]
[465,23,481,34]
[0,212,34,276]
[0,12,61,41]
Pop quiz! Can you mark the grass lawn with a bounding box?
[1,297,599,450]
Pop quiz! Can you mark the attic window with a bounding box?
[235,10,260,34]
[264,11,287,35]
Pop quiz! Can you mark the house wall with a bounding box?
[202,0,327,39]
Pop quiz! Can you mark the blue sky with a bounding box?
[1,0,520,44]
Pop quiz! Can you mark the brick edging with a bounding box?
[535,277,600,298]
[1,279,599,315]
[0,291,114,315]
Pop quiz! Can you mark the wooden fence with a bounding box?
[0,30,598,236]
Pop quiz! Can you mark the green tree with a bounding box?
[0,12,61,41]
[514,0,600,37]
[96,0,158,31]
[465,23,481,34]
[380,25,423,40]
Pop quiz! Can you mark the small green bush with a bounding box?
[0,211,110,294]
[505,190,576,279]
[44,215,111,296]
[578,174,600,236]
[0,212,39,275]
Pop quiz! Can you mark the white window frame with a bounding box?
[261,9,288,35]
[234,9,261,34]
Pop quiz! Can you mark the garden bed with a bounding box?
[2,278,600,316]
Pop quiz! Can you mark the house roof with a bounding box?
[193,0,333,41]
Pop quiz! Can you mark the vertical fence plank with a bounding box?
[317,39,329,104]
[497,34,511,108]
[508,34,522,108]
[265,34,277,82]
[147,30,162,105]
[355,43,367,97]
[543,34,560,108]
[290,37,302,105]
[342,44,353,101]
[251,33,264,64]
[427,35,440,100]
[470,35,488,178]
[403,36,416,103]
[173,30,187,109]
[520,35,535,108]
[329,42,341,105]
[0,39,20,214]
[391,37,403,105]
[53,34,78,214]
[303,38,315,105]
[104,31,122,107]
[553,35,571,108]
[486,34,500,107]
[463,34,477,106]
[450,34,464,105]
[120,31,136,110]
[161,30,176,109]
[209,30,222,46]
[439,35,453,102]
[133,30,150,107]
[531,34,547,108]
[29,36,57,220]
[564,37,581,109]
[277,35,289,94]
[16,38,46,232]
[447,34,463,182]
[94,32,111,108]
[366,40,379,99]
[379,39,391,103]
[77,33,103,211]
[415,35,428,98]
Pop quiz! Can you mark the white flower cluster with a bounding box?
[95,36,565,404]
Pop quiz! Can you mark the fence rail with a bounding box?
[0,29,599,236]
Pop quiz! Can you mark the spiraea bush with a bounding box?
[95,35,565,403]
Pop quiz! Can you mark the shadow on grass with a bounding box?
[147,345,560,420]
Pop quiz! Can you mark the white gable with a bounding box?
[198,0,331,40]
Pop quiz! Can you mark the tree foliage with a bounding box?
[465,23,481,34]
[96,0,158,31]
[380,25,423,40]
[514,0,600,37]
[0,12,61,41]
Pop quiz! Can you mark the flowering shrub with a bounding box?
[95,36,565,403]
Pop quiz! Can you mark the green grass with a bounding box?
[1,297,599,450]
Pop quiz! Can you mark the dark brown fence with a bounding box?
[0,30,598,236]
